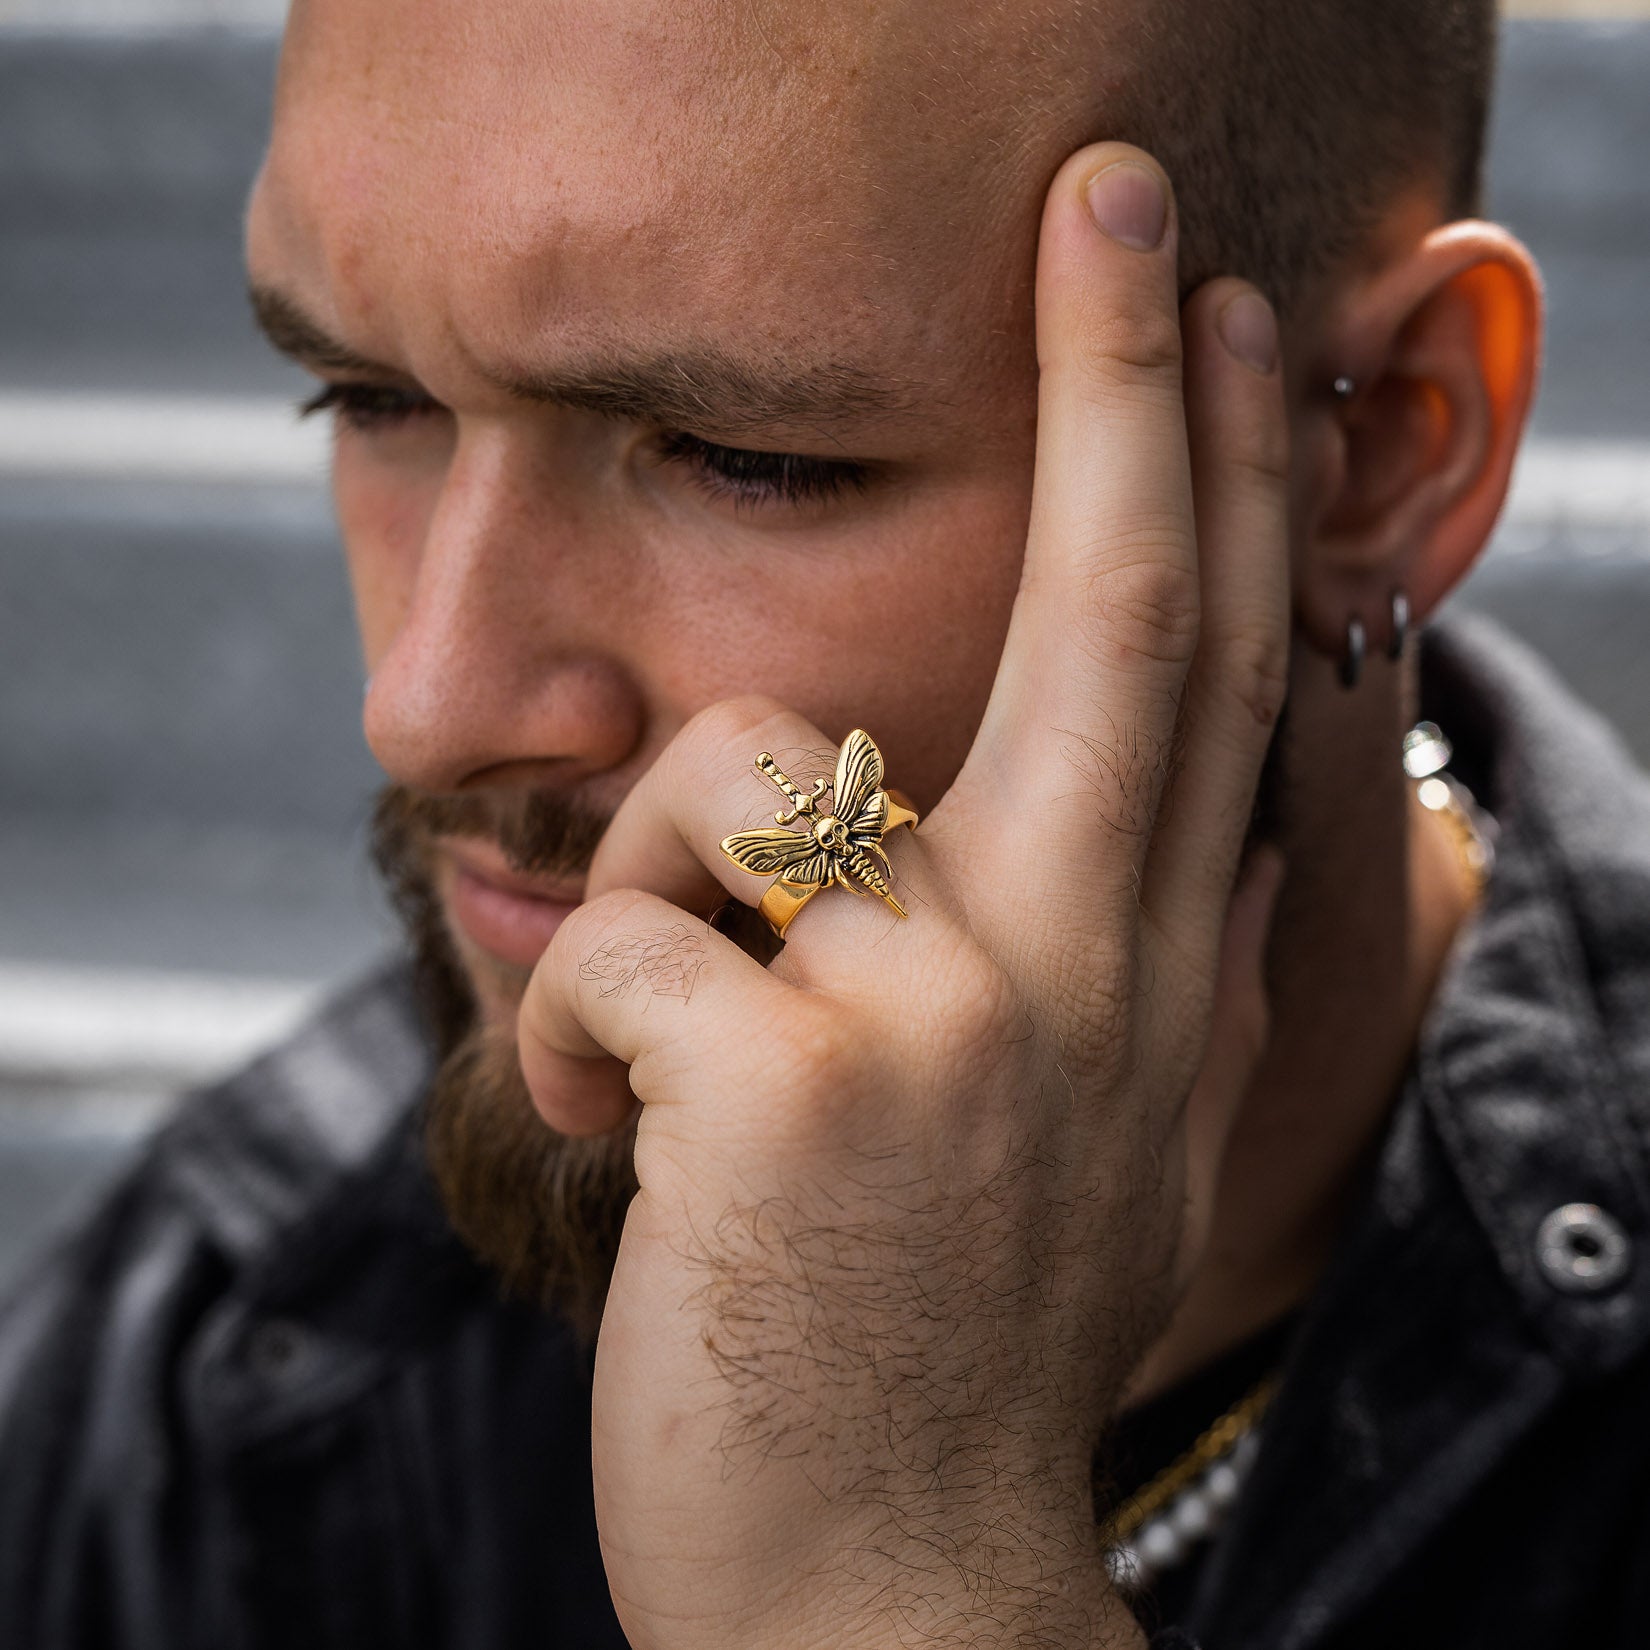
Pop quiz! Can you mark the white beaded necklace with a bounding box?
[1100,1372,1279,1595]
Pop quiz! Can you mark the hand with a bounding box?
[519,143,1290,1650]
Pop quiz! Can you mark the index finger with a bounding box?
[954,144,1196,862]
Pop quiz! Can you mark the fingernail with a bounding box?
[1218,290,1280,376]
[1084,162,1168,252]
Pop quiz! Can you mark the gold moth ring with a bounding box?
[719,729,919,940]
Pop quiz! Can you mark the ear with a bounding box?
[1291,221,1544,665]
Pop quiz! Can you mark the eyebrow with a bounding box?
[249,283,921,439]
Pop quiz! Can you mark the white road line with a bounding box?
[0,392,329,485]
[0,960,323,1084]
[1506,439,1650,532]
[0,390,1645,532]
[0,3,286,32]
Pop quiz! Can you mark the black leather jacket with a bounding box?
[5,615,1650,1650]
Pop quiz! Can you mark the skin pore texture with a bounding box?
[248,0,1541,1641]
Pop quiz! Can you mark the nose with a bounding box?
[361,425,646,796]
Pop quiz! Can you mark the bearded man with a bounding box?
[5,1,1649,1646]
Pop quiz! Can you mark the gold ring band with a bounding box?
[719,729,919,940]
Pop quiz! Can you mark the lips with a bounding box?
[441,841,584,971]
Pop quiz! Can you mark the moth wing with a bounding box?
[785,851,841,890]
[832,729,885,823]
[720,828,825,879]
[847,789,889,839]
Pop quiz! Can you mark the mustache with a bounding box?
[371,783,615,882]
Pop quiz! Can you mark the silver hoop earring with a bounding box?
[1388,590,1411,662]
[1340,617,1367,690]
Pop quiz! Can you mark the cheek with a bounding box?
[887,508,1027,802]
[641,484,1030,810]
[334,433,451,670]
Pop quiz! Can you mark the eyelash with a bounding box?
[298,383,870,508]
[299,382,438,431]
[654,430,868,508]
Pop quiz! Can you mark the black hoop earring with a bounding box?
[1388,590,1411,662]
[1340,617,1367,690]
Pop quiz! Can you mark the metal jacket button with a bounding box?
[1536,1203,1631,1295]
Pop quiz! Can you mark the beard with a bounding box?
[371,784,639,1337]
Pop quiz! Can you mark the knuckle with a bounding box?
[681,694,791,756]
[1084,556,1201,669]
[1226,411,1292,491]
[1076,300,1184,388]
[994,920,1135,1059]
[934,945,1026,1055]
[1059,969,1135,1071]
[1213,628,1290,732]
[552,888,645,965]
[671,695,809,799]
[759,999,863,1115]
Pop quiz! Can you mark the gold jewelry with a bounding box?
[1100,1372,1281,1552]
[719,729,919,940]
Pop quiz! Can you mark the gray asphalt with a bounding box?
[2,21,1649,1290]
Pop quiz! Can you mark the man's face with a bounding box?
[248,0,1142,1030]
[251,0,1266,1307]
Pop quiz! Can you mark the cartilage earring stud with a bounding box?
[1388,590,1410,661]
[1340,616,1366,690]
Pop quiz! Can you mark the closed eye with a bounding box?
[298,382,443,432]
[654,431,871,508]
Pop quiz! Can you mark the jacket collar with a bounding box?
[164,960,433,1269]
[1417,616,1650,1370]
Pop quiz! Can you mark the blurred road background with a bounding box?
[3,3,1649,1290]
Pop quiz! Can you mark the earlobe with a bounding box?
[1296,221,1543,668]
